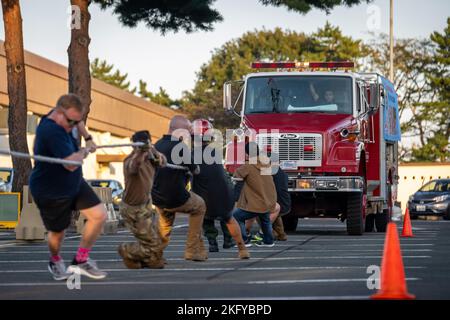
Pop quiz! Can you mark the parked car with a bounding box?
[87,179,124,211]
[0,168,13,192]
[407,179,450,220]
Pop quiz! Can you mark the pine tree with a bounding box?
[90,58,135,93]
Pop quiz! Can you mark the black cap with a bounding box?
[132,130,151,143]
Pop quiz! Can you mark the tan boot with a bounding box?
[237,242,250,259]
[185,234,208,261]
[118,244,143,269]
[273,216,288,241]
[142,258,165,269]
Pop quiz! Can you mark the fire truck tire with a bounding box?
[443,208,450,221]
[375,213,388,232]
[282,215,299,232]
[365,214,375,232]
[346,192,364,235]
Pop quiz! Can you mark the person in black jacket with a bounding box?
[151,115,207,262]
[268,148,291,241]
[191,119,250,259]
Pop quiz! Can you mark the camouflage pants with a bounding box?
[119,202,163,265]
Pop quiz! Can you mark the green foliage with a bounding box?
[412,18,450,162]
[184,24,367,130]
[259,0,370,14]
[90,58,135,93]
[138,80,181,108]
[366,18,449,162]
[92,0,223,34]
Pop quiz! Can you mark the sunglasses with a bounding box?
[61,109,82,127]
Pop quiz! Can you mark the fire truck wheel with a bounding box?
[346,192,364,235]
[365,214,375,232]
[375,213,388,232]
[282,215,299,232]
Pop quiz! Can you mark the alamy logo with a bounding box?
[66,270,81,290]
[366,265,380,290]
[67,5,81,30]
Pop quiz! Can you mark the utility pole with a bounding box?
[389,0,394,81]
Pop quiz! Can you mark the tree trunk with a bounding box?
[1,0,32,196]
[68,0,91,123]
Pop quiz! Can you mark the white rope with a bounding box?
[165,163,189,171]
[95,142,145,149]
[0,149,83,166]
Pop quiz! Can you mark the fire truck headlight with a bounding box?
[297,179,313,189]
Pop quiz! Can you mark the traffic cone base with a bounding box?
[370,222,416,300]
[402,207,414,237]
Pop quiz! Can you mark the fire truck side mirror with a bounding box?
[223,82,233,111]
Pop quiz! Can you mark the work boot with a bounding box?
[273,216,288,241]
[236,242,250,260]
[142,258,165,269]
[208,238,219,252]
[118,244,142,269]
[185,234,208,261]
[185,208,207,261]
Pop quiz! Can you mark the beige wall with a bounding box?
[398,163,450,210]
[0,40,180,141]
[0,40,184,184]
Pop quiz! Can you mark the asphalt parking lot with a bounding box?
[0,217,449,300]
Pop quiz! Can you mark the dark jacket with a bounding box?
[151,135,196,209]
[272,167,291,215]
[192,144,234,219]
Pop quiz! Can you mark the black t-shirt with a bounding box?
[192,145,234,219]
[151,135,196,209]
[29,115,82,199]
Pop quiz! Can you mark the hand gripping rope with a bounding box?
[0,142,189,170]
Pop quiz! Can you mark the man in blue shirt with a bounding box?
[30,94,107,280]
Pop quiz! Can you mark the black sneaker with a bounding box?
[67,259,107,280]
[254,241,275,248]
[208,239,219,252]
[223,239,236,249]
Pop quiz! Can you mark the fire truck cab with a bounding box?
[223,62,401,235]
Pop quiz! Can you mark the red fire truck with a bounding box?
[223,61,401,235]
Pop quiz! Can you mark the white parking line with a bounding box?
[248,278,420,284]
[0,266,427,273]
[0,255,431,263]
[0,277,421,287]
[0,249,433,254]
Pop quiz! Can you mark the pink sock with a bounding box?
[75,247,91,263]
[50,255,62,263]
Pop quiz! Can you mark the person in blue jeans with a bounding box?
[232,142,277,247]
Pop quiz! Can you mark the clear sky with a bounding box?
[1,0,449,99]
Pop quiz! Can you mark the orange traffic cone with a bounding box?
[402,207,414,237]
[371,222,415,300]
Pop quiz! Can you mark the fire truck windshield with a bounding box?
[244,75,353,115]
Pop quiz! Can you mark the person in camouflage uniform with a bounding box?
[118,130,167,269]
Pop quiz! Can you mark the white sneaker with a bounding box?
[67,259,107,280]
[48,260,70,281]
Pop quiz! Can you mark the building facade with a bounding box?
[0,40,180,185]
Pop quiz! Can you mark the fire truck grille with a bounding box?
[257,133,322,167]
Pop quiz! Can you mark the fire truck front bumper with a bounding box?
[287,176,364,192]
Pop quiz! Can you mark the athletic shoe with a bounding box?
[48,260,70,281]
[250,232,263,243]
[254,241,275,248]
[67,259,107,280]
